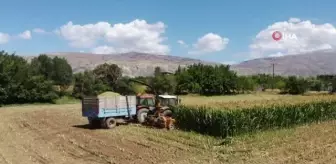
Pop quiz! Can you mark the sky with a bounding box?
[0,0,336,64]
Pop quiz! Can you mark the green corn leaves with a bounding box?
[172,100,336,138]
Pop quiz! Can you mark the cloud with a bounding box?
[92,45,116,54]
[33,28,47,34]
[188,33,229,54]
[288,17,301,23]
[0,33,10,44]
[18,30,32,40]
[249,18,336,58]
[56,19,170,55]
[177,40,188,47]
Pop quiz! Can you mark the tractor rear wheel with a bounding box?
[137,108,149,124]
[105,117,117,129]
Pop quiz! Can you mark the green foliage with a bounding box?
[150,74,177,94]
[236,76,257,93]
[93,63,122,90]
[154,66,162,76]
[27,54,73,96]
[283,76,309,95]
[23,76,59,102]
[72,71,109,99]
[306,77,323,92]
[51,56,73,93]
[175,64,238,95]
[114,77,136,95]
[173,101,336,138]
[0,51,58,105]
[251,74,287,91]
[29,54,54,79]
[275,80,286,90]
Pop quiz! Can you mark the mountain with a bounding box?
[23,51,336,77]
[24,52,218,77]
[231,51,336,77]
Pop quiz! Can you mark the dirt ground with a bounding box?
[0,104,218,164]
[0,104,336,164]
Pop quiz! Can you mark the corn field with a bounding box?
[173,98,336,138]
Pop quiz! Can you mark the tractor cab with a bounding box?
[136,93,180,108]
[136,93,155,108]
[158,95,180,107]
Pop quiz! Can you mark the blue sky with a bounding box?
[0,0,336,64]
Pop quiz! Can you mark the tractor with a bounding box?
[129,79,181,129]
[136,93,179,123]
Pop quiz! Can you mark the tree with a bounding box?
[0,51,58,105]
[150,74,177,94]
[51,56,73,94]
[307,77,323,92]
[114,77,136,95]
[275,80,286,90]
[236,76,256,93]
[22,76,58,103]
[29,54,54,79]
[174,63,238,95]
[0,51,30,104]
[154,66,162,76]
[93,63,122,90]
[317,75,336,92]
[72,71,109,99]
[283,76,308,95]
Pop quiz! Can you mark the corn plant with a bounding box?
[172,100,336,138]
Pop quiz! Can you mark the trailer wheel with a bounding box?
[105,117,117,129]
[137,108,149,124]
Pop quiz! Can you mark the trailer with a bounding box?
[82,95,137,129]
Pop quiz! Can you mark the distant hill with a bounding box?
[231,51,336,77]
[24,52,217,77]
[23,51,336,77]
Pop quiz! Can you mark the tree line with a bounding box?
[1,50,336,105]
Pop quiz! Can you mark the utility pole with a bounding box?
[272,63,275,90]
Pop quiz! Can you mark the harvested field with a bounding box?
[1,102,336,164]
[0,104,217,164]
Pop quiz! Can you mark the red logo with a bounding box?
[272,31,282,41]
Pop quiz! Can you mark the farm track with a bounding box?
[1,104,336,163]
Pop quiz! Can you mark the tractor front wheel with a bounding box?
[137,108,149,124]
[162,109,173,117]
